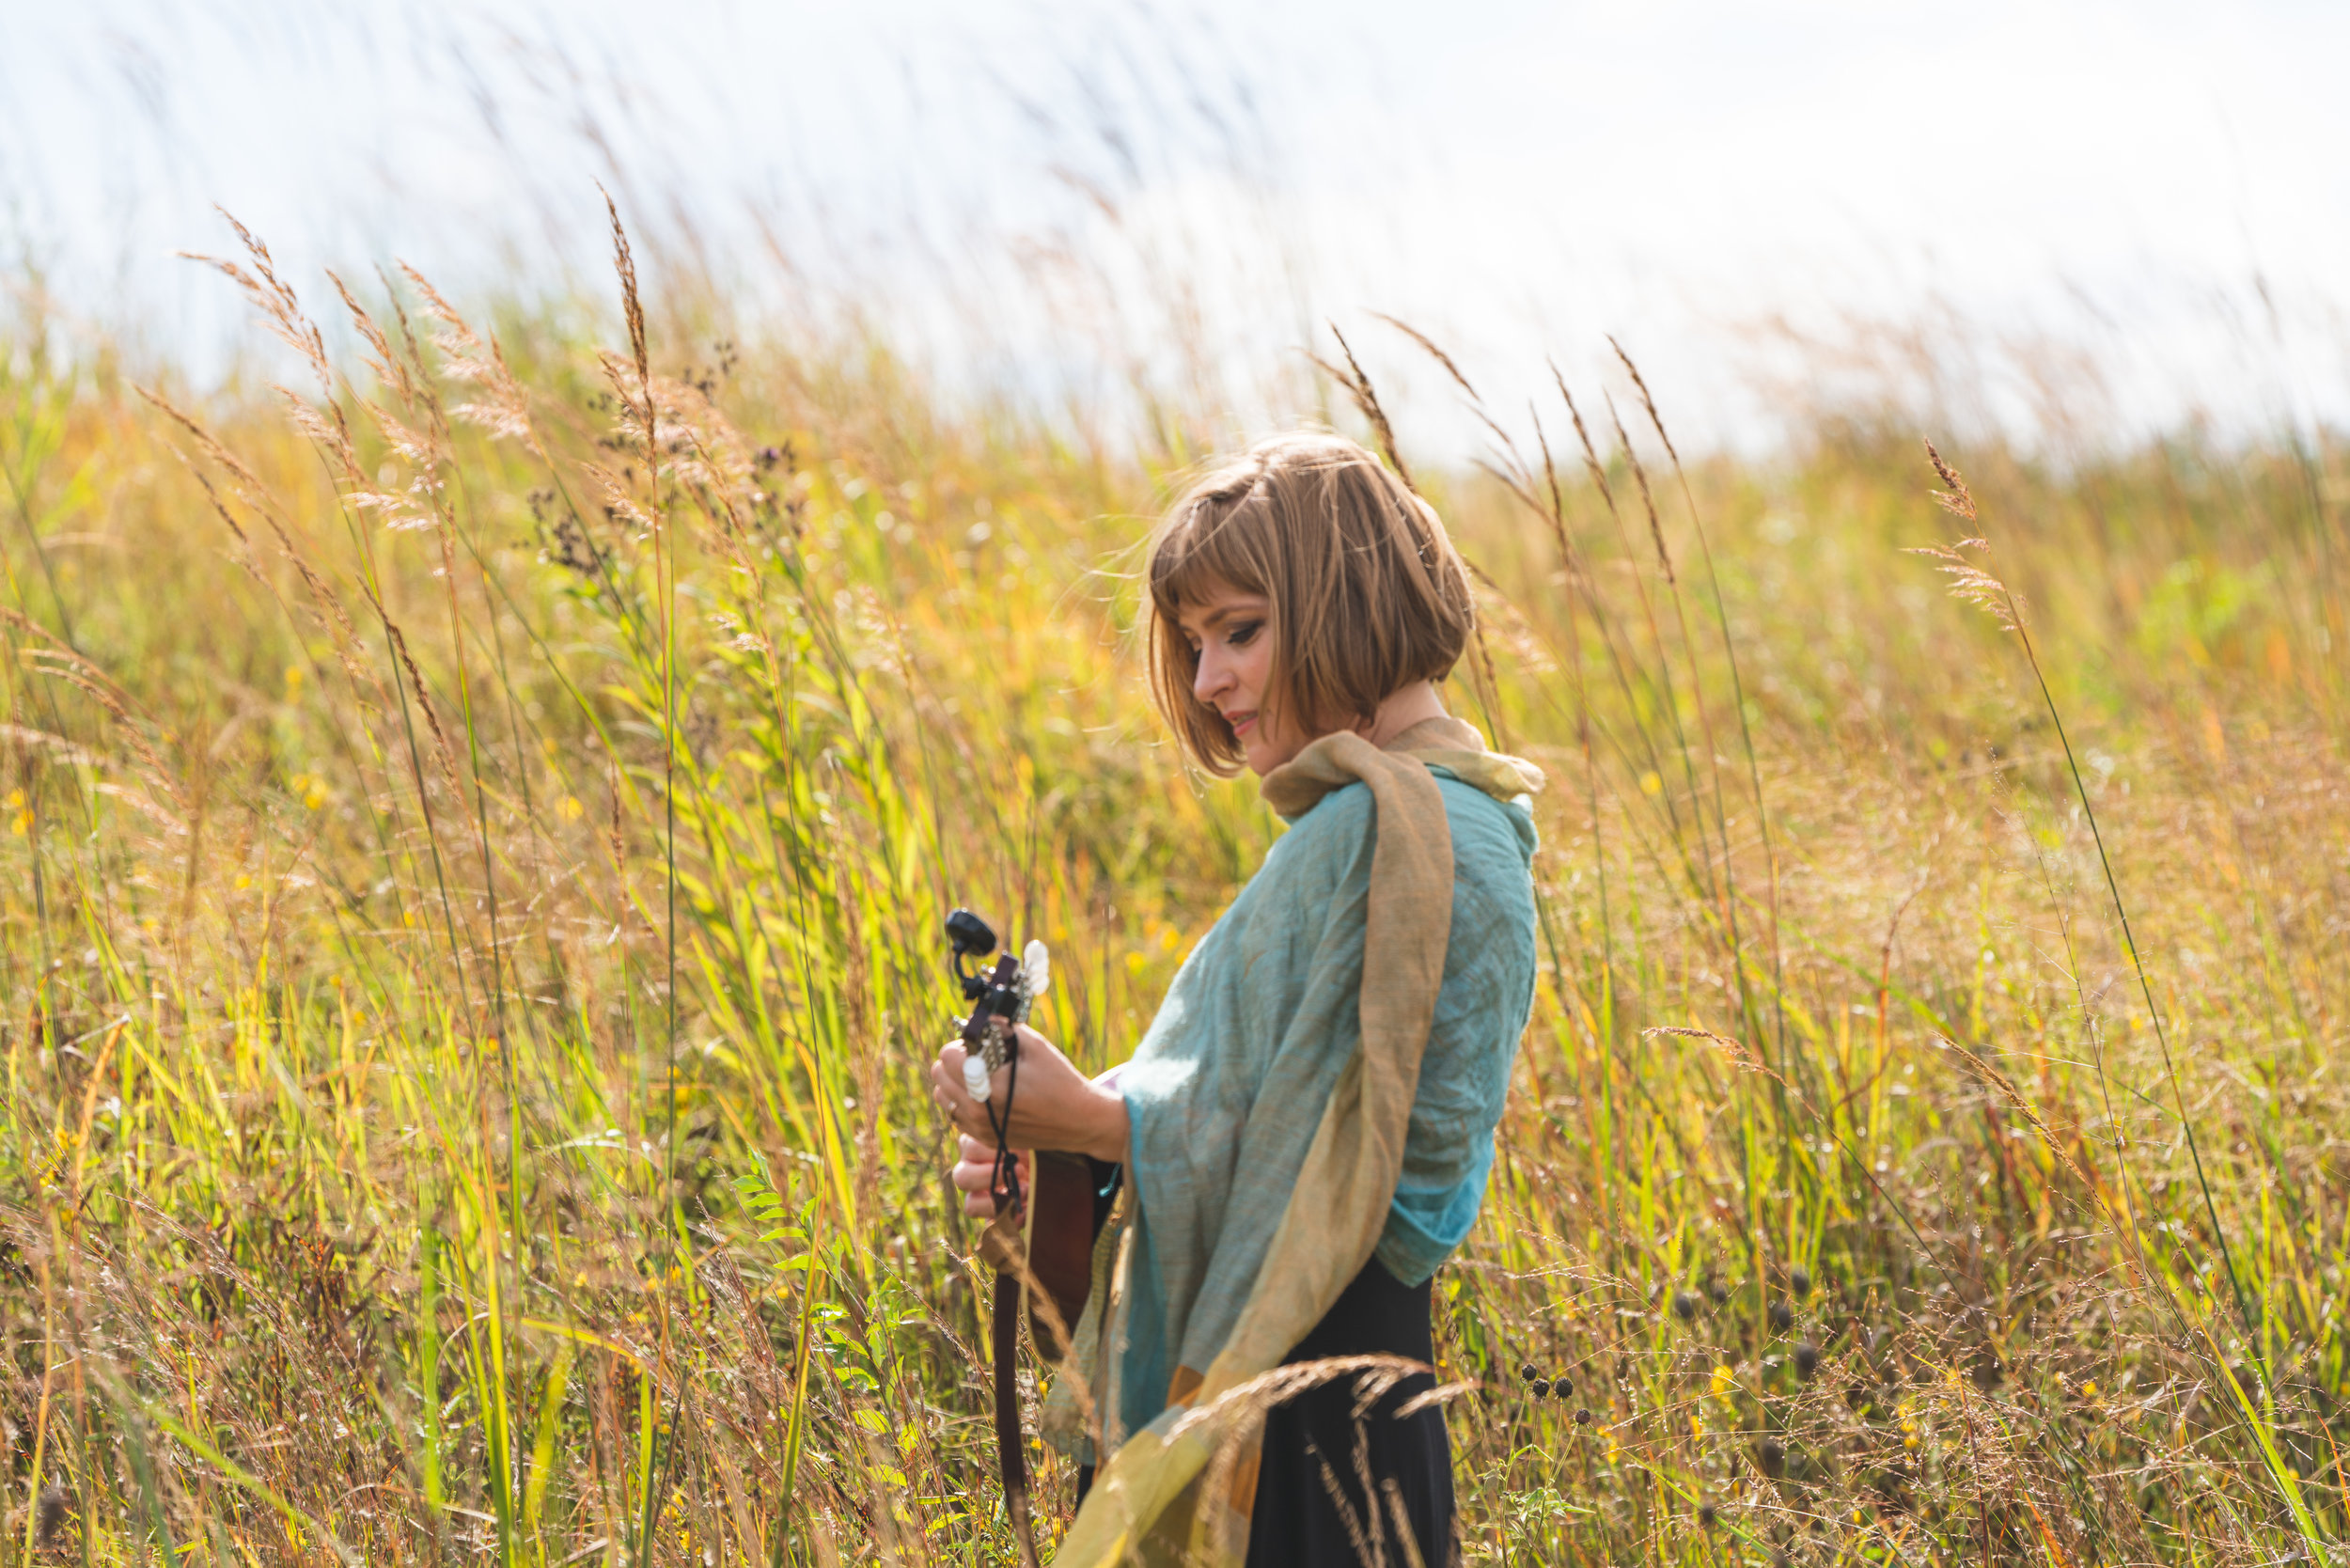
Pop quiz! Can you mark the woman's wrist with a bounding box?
[1086,1081,1132,1165]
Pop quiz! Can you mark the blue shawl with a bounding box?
[1115,760,1539,1438]
[1042,715,1540,1565]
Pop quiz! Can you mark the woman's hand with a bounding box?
[929,1024,1131,1165]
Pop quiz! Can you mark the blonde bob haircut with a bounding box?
[1146,431,1476,776]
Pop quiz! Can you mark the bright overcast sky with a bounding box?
[6,0,2345,450]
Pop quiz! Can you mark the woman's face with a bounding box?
[1178,582,1309,776]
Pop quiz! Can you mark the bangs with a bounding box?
[1147,492,1269,621]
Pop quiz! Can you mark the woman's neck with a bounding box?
[1359,681,1449,749]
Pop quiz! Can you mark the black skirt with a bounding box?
[1244,1256,1455,1568]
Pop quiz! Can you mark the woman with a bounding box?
[930,432,1541,1567]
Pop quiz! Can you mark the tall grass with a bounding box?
[0,221,2345,1568]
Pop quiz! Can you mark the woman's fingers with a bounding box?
[938,1042,1039,1222]
[951,1148,1029,1188]
[929,1042,999,1141]
[930,1042,968,1108]
[948,1147,1028,1218]
[950,1160,996,1216]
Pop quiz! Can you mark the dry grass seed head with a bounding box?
[398,261,533,443]
[327,270,421,411]
[1370,312,1480,402]
[1555,369,1620,518]
[1603,391,1674,584]
[1643,1024,1787,1086]
[1305,322,1411,494]
[603,188,652,439]
[180,209,332,400]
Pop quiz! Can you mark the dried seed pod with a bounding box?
[1673,1291,1700,1322]
[1768,1299,1795,1333]
[1520,1362,1538,1383]
[1574,1406,1593,1426]
[1531,1379,1551,1398]
[1791,1266,1812,1298]
[36,1487,69,1546]
[1794,1341,1821,1381]
[1757,1436,1787,1478]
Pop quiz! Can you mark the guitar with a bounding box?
[947,910,1106,1563]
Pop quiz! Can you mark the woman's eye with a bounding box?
[1228,621,1261,647]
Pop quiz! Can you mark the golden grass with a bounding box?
[0,224,2345,1566]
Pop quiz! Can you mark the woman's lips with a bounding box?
[1228,711,1257,737]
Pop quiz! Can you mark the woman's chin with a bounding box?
[1241,737,1298,776]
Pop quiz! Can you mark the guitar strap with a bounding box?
[982,1150,1119,1563]
[989,1245,1038,1568]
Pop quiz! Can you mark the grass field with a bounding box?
[2,223,2346,1566]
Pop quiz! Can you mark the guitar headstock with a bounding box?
[947,909,1050,1104]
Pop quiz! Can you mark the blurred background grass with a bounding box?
[1,241,2343,1562]
[4,4,2349,1564]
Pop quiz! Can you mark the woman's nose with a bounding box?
[1192,645,1230,705]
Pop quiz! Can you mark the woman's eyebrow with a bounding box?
[1183,602,1261,635]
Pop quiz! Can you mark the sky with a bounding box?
[5,0,2345,452]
